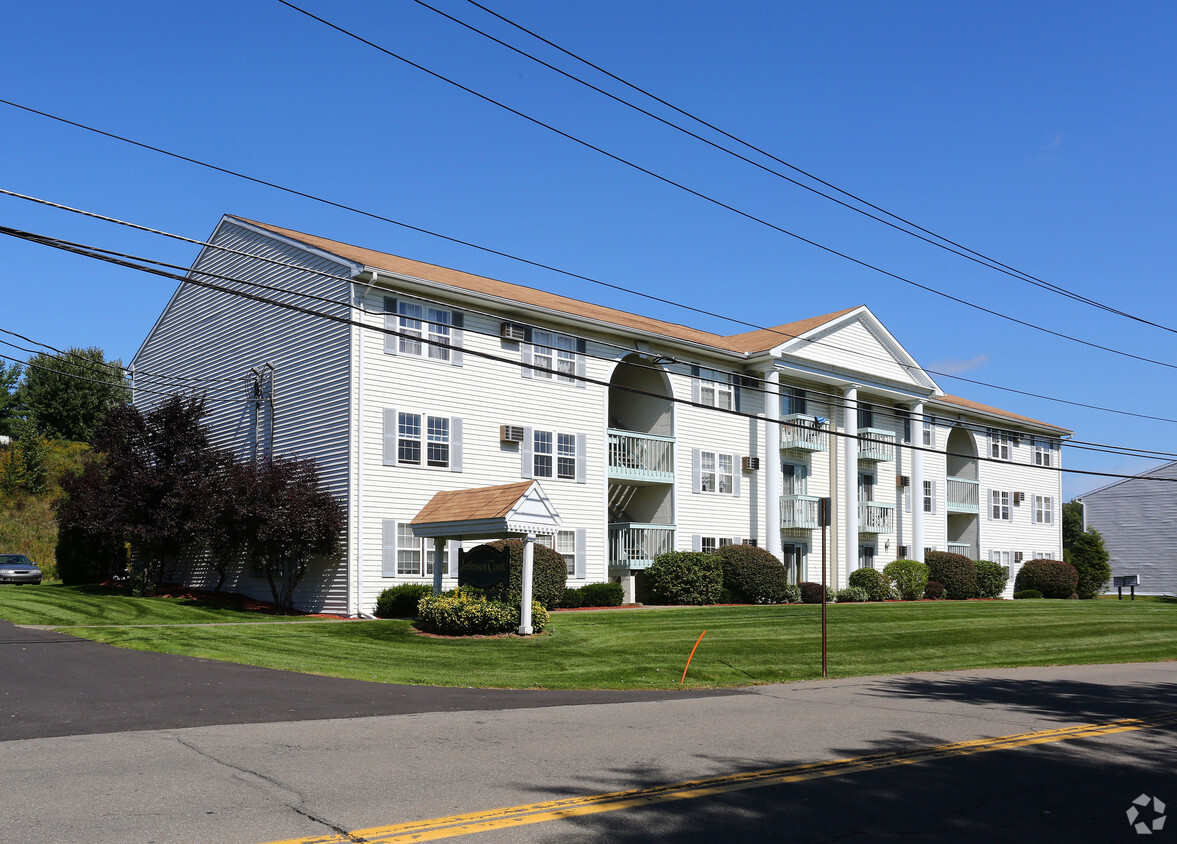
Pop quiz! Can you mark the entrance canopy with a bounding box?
[409,480,561,540]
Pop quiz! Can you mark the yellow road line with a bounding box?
[263,710,1177,844]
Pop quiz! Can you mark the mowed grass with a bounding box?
[2,586,1174,689]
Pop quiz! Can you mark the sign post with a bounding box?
[819,497,831,678]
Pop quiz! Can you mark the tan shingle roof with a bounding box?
[934,395,1069,434]
[411,481,536,525]
[720,307,863,353]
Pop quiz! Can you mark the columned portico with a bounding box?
[843,385,859,575]
[764,369,782,560]
[910,400,925,563]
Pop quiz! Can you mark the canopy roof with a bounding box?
[409,481,561,539]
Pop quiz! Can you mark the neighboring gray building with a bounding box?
[1078,461,1177,596]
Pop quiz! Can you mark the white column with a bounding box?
[620,574,636,604]
[432,537,446,595]
[518,533,535,635]
[910,401,925,563]
[764,369,782,560]
[843,386,859,582]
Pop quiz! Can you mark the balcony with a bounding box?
[947,542,972,557]
[780,494,821,530]
[857,428,896,463]
[858,502,895,534]
[608,430,674,484]
[780,413,829,453]
[609,523,675,570]
[946,476,980,514]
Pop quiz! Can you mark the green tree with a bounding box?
[1062,500,1111,599]
[0,361,21,438]
[0,416,49,494]
[19,347,129,442]
[1062,500,1084,548]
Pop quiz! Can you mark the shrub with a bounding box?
[923,580,946,600]
[713,543,790,604]
[580,581,624,607]
[848,567,894,601]
[374,583,433,618]
[557,587,584,608]
[480,539,567,609]
[799,581,831,604]
[781,584,801,604]
[923,551,978,600]
[416,588,548,635]
[883,559,930,601]
[974,560,1009,599]
[1067,528,1111,599]
[836,586,869,603]
[1014,589,1043,600]
[1014,559,1079,599]
[646,552,723,605]
[55,525,128,585]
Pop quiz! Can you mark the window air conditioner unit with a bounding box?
[500,322,527,342]
[742,456,760,472]
[897,475,910,488]
[500,425,525,443]
[1013,491,1025,505]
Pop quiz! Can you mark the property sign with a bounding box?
[458,544,511,595]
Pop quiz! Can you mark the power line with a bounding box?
[421,0,1177,337]
[274,1,1177,372]
[5,187,1175,430]
[4,221,1173,484]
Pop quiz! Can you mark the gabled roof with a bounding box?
[410,481,561,538]
[933,395,1070,435]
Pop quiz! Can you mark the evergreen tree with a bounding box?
[0,362,21,438]
[1062,500,1112,599]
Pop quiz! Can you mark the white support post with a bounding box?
[911,401,925,563]
[764,369,782,560]
[843,386,859,582]
[620,574,636,605]
[433,537,445,595]
[518,533,535,635]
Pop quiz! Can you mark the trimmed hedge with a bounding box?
[713,544,790,604]
[836,586,869,603]
[374,583,433,618]
[1014,559,1079,599]
[479,539,567,609]
[646,551,723,605]
[883,559,930,601]
[416,588,548,635]
[1014,589,1043,600]
[799,581,831,604]
[923,551,978,600]
[848,567,894,602]
[974,560,1009,599]
[923,580,946,600]
[558,581,624,608]
[782,584,801,604]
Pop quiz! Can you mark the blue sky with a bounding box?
[2,0,1175,499]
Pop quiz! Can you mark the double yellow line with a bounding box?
[266,711,1177,844]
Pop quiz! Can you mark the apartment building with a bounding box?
[132,216,1069,614]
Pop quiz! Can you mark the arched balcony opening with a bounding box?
[945,425,980,558]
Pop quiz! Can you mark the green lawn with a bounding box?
[2,586,1174,689]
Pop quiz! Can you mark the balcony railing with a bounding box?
[857,428,896,463]
[780,413,829,452]
[607,430,674,484]
[780,494,821,530]
[946,476,980,514]
[609,523,675,570]
[947,542,972,557]
[858,502,895,534]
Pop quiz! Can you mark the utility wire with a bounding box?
[425,0,1177,336]
[3,221,1172,484]
[4,187,1175,429]
[274,1,1177,372]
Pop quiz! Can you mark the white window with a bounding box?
[1034,551,1055,560]
[858,544,876,569]
[923,480,935,514]
[857,402,874,429]
[1034,440,1055,467]
[782,386,807,416]
[699,536,733,555]
[395,301,453,361]
[398,413,450,468]
[697,368,734,410]
[991,490,1010,521]
[1034,495,1053,525]
[990,549,1011,567]
[531,330,577,383]
[701,451,734,494]
[397,523,422,576]
[533,431,577,480]
[922,415,935,447]
[538,531,577,577]
[989,430,1011,460]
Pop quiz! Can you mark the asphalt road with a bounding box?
[2,620,1175,844]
